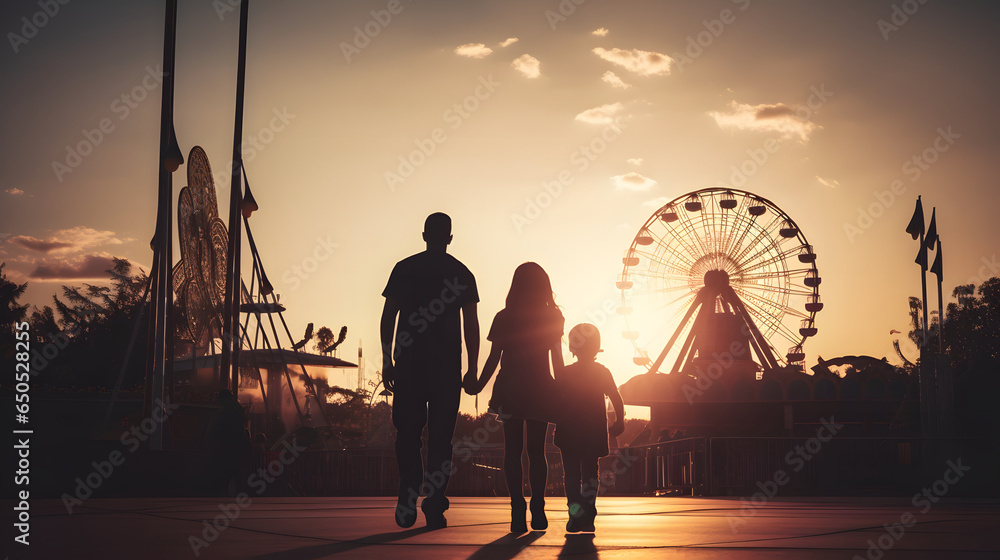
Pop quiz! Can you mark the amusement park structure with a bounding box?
[616,188,914,436]
[139,0,355,450]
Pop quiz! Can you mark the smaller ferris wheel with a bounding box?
[618,187,822,376]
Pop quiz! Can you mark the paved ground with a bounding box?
[16,496,1000,559]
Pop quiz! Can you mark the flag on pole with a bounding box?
[925,208,938,250]
[931,239,943,278]
[905,196,924,240]
[916,244,928,269]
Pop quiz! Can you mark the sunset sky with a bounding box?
[2,0,999,419]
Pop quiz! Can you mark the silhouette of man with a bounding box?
[381,212,479,529]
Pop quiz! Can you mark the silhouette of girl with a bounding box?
[466,262,564,533]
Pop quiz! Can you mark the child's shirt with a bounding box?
[554,360,618,457]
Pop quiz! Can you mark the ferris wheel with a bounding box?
[618,187,822,375]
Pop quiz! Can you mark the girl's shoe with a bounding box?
[510,499,528,533]
[529,498,548,530]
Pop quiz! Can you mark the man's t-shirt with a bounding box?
[382,250,478,378]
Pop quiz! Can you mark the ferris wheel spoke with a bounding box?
[676,214,709,258]
[632,252,696,279]
[737,287,808,320]
[741,269,812,281]
[703,200,723,259]
[642,226,701,270]
[737,282,814,297]
[632,284,699,297]
[737,242,800,274]
[732,215,782,264]
[719,194,751,257]
[741,301,801,346]
[636,239,697,270]
[728,210,773,263]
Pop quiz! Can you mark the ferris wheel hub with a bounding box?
[704,269,730,289]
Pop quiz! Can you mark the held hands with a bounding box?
[462,369,481,395]
[609,419,625,438]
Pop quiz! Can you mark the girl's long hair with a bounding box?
[505,262,556,311]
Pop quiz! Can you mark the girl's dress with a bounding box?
[487,306,564,422]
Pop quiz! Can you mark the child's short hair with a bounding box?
[568,322,601,357]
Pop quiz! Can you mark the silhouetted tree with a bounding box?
[26,258,148,388]
[315,326,334,354]
[943,277,1000,371]
[1,263,29,374]
[0,262,29,329]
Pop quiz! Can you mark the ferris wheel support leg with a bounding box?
[648,289,708,375]
[723,287,780,371]
[672,297,715,375]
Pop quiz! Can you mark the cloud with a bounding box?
[8,236,74,253]
[499,37,519,47]
[612,172,657,191]
[816,176,839,188]
[601,70,631,89]
[6,226,127,254]
[592,47,672,76]
[455,43,493,58]
[28,254,119,281]
[592,27,609,37]
[5,188,24,196]
[627,158,644,166]
[574,102,624,125]
[511,54,541,79]
[707,101,817,142]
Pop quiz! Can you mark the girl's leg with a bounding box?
[525,420,549,498]
[526,420,549,530]
[503,418,528,532]
[502,418,526,503]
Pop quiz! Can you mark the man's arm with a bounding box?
[380,297,400,391]
[461,302,480,389]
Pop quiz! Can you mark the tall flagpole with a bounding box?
[906,195,933,436]
[934,240,943,354]
[221,0,250,394]
[931,237,950,433]
[145,0,182,451]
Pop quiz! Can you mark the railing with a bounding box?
[610,438,706,495]
[244,437,980,497]
[706,436,971,496]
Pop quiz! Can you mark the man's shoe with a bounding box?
[395,502,417,528]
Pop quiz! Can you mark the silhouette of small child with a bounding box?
[554,323,625,533]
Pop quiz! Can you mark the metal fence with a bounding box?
[245,437,978,497]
